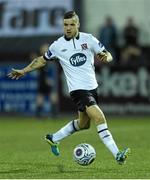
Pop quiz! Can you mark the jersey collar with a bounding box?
[64,33,80,41]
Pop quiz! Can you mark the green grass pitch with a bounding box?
[0,115,150,179]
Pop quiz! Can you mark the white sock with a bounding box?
[97,123,119,158]
[52,119,80,142]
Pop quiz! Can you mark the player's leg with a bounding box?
[86,104,119,156]
[45,111,90,155]
[46,89,91,142]
[45,117,80,156]
[45,105,93,157]
[78,110,91,130]
[86,104,130,164]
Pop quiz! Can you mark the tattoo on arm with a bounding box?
[24,56,46,73]
[30,58,39,69]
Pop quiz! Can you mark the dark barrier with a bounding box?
[0,63,58,115]
[1,63,150,115]
[58,64,150,114]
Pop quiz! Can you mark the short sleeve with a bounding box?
[90,35,105,54]
[44,42,57,61]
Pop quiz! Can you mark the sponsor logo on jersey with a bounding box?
[69,53,87,67]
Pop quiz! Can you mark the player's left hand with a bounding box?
[7,68,25,80]
[96,52,107,62]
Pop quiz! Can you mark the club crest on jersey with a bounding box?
[69,53,87,67]
[81,43,88,50]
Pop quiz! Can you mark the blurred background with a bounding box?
[0,0,150,117]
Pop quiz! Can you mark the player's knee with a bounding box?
[94,113,106,124]
[79,121,90,130]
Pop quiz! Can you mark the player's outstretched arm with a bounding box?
[8,56,47,80]
[96,50,113,63]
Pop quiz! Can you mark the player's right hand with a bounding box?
[7,68,25,80]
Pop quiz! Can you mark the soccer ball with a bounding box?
[73,143,96,166]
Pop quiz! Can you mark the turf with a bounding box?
[0,115,150,179]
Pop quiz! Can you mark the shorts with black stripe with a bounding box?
[70,89,99,112]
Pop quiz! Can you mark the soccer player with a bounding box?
[8,11,130,165]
